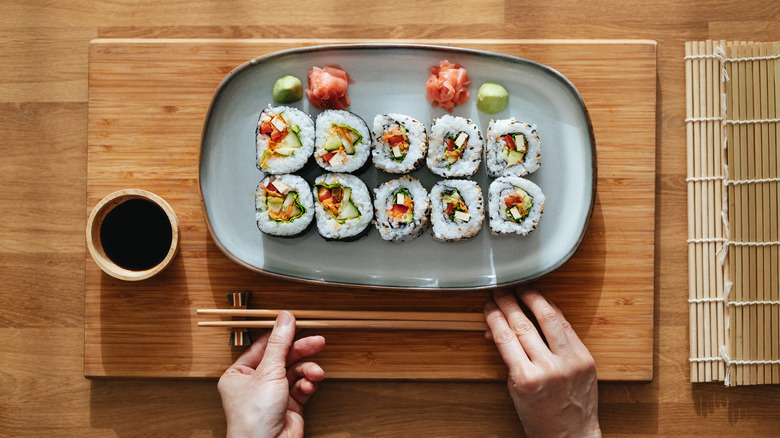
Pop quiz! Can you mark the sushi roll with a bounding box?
[426,114,483,178]
[372,113,427,173]
[255,174,314,237]
[256,105,315,174]
[313,110,371,173]
[485,119,541,177]
[313,173,373,240]
[430,179,484,242]
[488,176,545,236]
[373,176,430,242]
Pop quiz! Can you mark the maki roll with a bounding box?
[314,110,371,173]
[373,176,430,242]
[485,119,541,177]
[488,176,545,236]
[255,174,314,237]
[430,179,484,242]
[256,105,314,174]
[313,173,373,240]
[372,113,427,173]
[426,114,483,178]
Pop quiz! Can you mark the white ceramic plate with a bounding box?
[199,44,595,290]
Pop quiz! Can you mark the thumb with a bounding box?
[255,311,295,379]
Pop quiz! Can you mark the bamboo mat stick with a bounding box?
[698,40,712,382]
[198,319,489,331]
[757,42,770,384]
[738,42,751,385]
[704,39,717,381]
[691,41,705,381]
[714,39,727,380]
[761,43,777,383]
[197,308,486,322]
[747,42,760,385]
[694,41,707,381]
[685,41,699,383]
[773,42,780,384]
[726,42,741,385]
[723,43,735,384]
[741,43,758,385]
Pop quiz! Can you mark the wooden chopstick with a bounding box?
[196,308,485,322]
[198,319,488,331]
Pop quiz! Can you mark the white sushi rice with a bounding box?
[313,173,373,240]
[488,176,545,236]
[255,174,314,237]
[314,110,371,173]
[373,176,430,241]
[430,179,484,241]
[426,115,483,178]
[256,105,314,174]
[485,119,542,177]
[372,113,428,173]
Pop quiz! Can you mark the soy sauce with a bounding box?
[100,198,173,271]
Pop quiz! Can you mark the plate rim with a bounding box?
[198,42,598,291]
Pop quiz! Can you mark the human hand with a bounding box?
[484,288,601,438]
[218,311,326,438]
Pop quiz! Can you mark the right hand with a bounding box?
[484,288,601,438]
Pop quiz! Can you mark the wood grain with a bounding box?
[5,0,780,436]
[85,39,656,381]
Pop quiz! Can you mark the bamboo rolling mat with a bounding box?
[686,40,780,385]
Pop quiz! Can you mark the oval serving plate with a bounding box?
[199,44,596,290]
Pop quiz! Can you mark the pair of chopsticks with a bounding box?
[196,308,488,331]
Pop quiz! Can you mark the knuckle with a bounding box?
[540,307,559,323]
[493,327,519,345]
[511,318,536,336]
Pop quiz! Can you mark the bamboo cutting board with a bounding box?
[86,39,657,380]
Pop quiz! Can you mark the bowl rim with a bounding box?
[86,189,179,281]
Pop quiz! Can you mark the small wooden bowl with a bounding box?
[86,189,179,281]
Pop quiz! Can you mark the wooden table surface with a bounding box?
[2,1,780,436]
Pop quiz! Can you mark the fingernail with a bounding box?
[276,311,294,329]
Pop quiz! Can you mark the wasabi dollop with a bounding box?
[476,82,509,114]
[272,75,303,103]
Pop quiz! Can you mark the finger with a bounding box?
[519,289,570,354]
[547,299,592,357]
[229,329,272,371]
[286,361,325,386]
[493,289,549,362]
[484,299,530,372]
[290,377,319,406]
[255,311,296,379]
[286,335,326,366]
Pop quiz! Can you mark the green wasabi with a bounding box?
[476,82,509,114]
[272,75,303,103]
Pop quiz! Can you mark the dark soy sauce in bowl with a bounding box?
[100,198,173,271]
